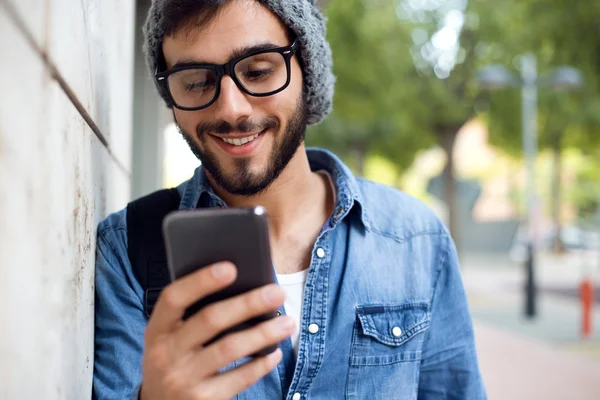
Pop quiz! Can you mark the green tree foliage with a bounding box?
[308,0,600,248]
[483,0,600,152]
[479,0,600,250]
[307,0,435,175]
[309,0,488,242]
[394,0,488,245]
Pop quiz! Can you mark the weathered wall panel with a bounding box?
[0,0,134,398]
[47,0,135,168]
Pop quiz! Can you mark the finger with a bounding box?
[171,283,285,356]
[145,262,237,341]
[179,315,294,379]
[192,348,283,400]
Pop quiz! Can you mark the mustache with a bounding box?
[196,117,280,137]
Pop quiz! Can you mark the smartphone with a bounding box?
[162,206,278,356]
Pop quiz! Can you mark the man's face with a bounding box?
[162,0,306,196]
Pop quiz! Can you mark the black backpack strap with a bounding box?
[127,188,181,318]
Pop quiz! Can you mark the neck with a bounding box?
[207,146,328,239]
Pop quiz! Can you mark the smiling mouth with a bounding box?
[219,133,261,146]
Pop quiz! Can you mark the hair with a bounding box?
[155,0,296,71]
[154,0,227,70]
[161,0,228,39]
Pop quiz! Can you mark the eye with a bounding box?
[244,68,274,80]
[236,53,281,83]
[185,78,216,92]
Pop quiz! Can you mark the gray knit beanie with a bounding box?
[142,0,335,125]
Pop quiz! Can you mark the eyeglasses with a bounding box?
[155,40,299,111]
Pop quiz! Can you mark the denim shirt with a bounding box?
[93,149,486,400]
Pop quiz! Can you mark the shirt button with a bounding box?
[292,393,302,400]
[392,326,402,337]
[335,207,343,217]
[316,248,325,258]
[276,310,282,317]
[308,323,319,334]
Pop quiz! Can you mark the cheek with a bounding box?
[254,83,302,119]
[255,94,290,115]
[173,110,203,138]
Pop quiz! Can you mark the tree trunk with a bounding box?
[551,135,566,254]
[440,128,460,252]
[354,142,367,177]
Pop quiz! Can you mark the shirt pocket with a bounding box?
[350,302,431,366]
[346,303,431,399]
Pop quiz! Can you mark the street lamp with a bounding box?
[478,54,583,319]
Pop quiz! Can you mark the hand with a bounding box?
[140,262,293,400]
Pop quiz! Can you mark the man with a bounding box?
[94,0,487,398]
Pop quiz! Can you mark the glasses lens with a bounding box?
[168,68,218,109]
[234,52,288,95]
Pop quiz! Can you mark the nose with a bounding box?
[212,75,253,125]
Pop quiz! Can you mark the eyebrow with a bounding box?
[171,42,282,69]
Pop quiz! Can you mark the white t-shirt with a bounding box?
[275,269,309,356]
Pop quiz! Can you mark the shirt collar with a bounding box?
[178,148,371,230]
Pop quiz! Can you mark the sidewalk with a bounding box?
[474,322,600,400]
[461,252,600,399]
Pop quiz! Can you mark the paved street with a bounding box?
[462,252,600,399]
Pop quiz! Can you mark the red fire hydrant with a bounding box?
[581,278,594,339]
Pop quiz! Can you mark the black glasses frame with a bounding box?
[155,39,299,111]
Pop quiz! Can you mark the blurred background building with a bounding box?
[2,0,600,398]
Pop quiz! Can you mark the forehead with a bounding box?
[162,0,290,67]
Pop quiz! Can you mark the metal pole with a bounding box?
[521,53,538,318]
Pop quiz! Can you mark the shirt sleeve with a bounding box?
[93,218,147,399]
[417,234,487,399]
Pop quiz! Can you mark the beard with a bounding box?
[176,95,308,197]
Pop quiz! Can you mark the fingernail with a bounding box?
[212,262,233,279]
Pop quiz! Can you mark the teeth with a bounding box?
[221,134,259,146]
